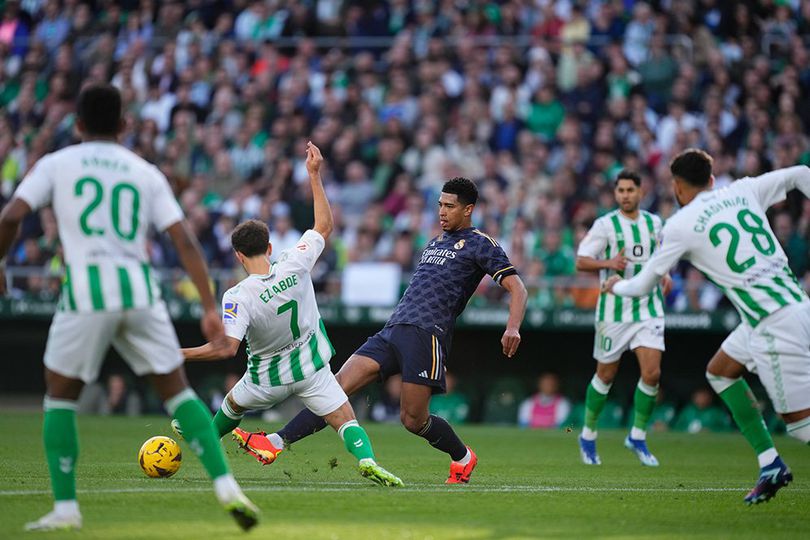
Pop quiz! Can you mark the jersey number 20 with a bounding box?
[75,176,140,241]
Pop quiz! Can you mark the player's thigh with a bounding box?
[228,373,292,411]
[593,321,635,364]
[294,367,350,419]
[340,331,397,392]
[111,304,183,377]
[44,310,120,384]
[717,323,755,375]
[388,325,447,394]
[630,319,665,381]
[749,304,810,414]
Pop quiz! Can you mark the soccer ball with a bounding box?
[138,436,182,478]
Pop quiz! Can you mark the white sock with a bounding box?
[630,427,646,440]
[757,448,779,468]
[581,427,597,441]
[266,432,284,448]
[213,473,242,505]
[454,448,471,465]
[54,500,80,516]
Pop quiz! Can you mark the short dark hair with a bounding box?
[670,148,713,188]
[615,169,641,187]
[76,83,122,137]
[442,177,478,206]
[231,219,269,257]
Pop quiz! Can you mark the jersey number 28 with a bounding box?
[709,209,776,273]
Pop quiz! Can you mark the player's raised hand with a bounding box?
[501,327,521,358]
[660,274,673,296]
[305,141,323,176]
[201,308,225,343]
[602,275,621,293]
[605,248,627,272]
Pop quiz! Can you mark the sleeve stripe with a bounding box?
[492,265,515,281]
[473,229,498,246]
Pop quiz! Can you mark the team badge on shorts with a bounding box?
[454,239,465,250]
[224,302,238,321]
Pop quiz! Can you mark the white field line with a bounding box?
[2,483,808,496]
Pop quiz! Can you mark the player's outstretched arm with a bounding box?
[166,220,224,342]
[182,336,242,361]
[576,249,627,273]
[603,264,664,297]
[500,274,527,358]
[307,141,333,240]
[0,198,33,295]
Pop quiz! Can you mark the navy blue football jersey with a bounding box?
[386,227,518,344]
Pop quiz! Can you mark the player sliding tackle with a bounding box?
[174,142,402,487]
[238,176,528,484]
[605,148,810,505]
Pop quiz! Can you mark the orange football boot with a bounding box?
[232,428,283,465]
[446,446,478,484]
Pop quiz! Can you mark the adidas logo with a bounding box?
[418,370,429,378]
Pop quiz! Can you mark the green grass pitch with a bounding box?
[0,412,808,539]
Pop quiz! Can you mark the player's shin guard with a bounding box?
[708,373,775,456]
[338,420,375,461]
[276,408,328,445]
[213,399,244,438]
[167,389,229,479]
[416,415,467,461]
[631,380,658,438]
[786,418,810,444]
[583,375,612,438]
[43,397,79,502]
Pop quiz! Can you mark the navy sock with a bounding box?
[417,415,467,461]
[277,408,328,445]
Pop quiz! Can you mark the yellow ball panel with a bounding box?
[138,435,182,478]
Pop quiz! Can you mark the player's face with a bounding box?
[614,179,641,213]
[438,192,473,231]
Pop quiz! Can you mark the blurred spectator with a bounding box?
[518,373,571,429]
[429,372,470,425]
[77,373,142,416]
[673,388,732,433]
[371,374,402,423]
[1,0,809,314]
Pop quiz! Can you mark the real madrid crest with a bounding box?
[454,239,465,250]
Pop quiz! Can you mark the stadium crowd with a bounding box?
[2,0,810,315]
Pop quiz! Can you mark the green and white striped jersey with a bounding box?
[222,230,335,387]
[13,142,183,312]
[577,209,665,323]
[616,166,810,327]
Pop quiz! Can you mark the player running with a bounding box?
[174,142,402,487]
[576,170,671,467]
[605,148,810,504]
[234,177,528,484]
[0,84,258,531]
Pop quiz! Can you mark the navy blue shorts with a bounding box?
[354,324,447,394]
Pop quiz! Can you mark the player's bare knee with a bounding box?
[400,411,427,433]
[641,367,661,386]
[595,364,618,385]
[225,393,246,415]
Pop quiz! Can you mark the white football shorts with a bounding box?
[229,365,348,417]
[593,318,665,363]
[721,302,810,414]
[43,303,183,383]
